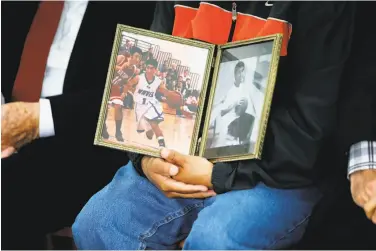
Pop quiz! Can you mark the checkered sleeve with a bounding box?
[348,141,376,178]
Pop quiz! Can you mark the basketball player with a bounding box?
[102,46,142,141]
[129,58,176,148]
[115,51,131,71]
[209,61,255,148]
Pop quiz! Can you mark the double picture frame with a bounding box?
[94,24,282,163]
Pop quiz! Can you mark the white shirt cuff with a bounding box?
[39,98,55,138]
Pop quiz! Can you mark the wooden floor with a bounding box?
[104,108,196,155]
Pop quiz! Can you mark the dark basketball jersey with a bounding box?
[110,65,137,99]
[112,65,136,86]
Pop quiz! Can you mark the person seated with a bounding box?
[1,1,155,249]
[70,2,371,250]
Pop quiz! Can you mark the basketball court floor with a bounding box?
[104,108,196,155]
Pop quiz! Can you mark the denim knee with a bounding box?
[183,218,236,250]
[183,184,321,250]
[72,183,141,250]
[72,199,103,249]
[72,163,143,249]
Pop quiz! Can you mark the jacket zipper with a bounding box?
[228,2,237,42]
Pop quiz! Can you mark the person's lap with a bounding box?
[73,162,322,250]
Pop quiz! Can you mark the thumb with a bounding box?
[160,148,186,166]
[149,158,179,177]
[169,164,179,176]
[364,197,376,220]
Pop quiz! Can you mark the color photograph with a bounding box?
[95,25,214,156]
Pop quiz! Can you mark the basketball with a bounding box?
[235,97,248,115]
[166,91,183,109]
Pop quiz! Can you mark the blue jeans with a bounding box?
[72,162,321,250]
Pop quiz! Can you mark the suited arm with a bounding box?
[42,87,131,167]
[46,88,100,142]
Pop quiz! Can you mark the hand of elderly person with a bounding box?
[350,169,376,224]
[1,102,40,158]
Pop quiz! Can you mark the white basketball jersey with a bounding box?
[134,74,162,105]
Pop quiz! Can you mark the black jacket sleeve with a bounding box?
[212,2,357,193]
[336,2,376,154]
[150,1,175,34]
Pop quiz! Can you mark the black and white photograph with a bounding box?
[95,25,214,157]
[202,39,279,161]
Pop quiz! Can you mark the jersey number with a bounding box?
[142,98,146,105]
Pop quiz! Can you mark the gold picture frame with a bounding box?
[199,34,283,163]
[94,24,215,158]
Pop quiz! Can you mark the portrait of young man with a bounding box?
[205,60,256,158]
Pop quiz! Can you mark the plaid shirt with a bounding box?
[348,141,376,178]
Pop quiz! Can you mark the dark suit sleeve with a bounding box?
[45,88,131,173]
[48,89,101,144]
[212,2,357,193]
[337,2,376,153]
[129,1,176,176]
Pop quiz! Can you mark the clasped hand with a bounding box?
[141,148,216,199]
